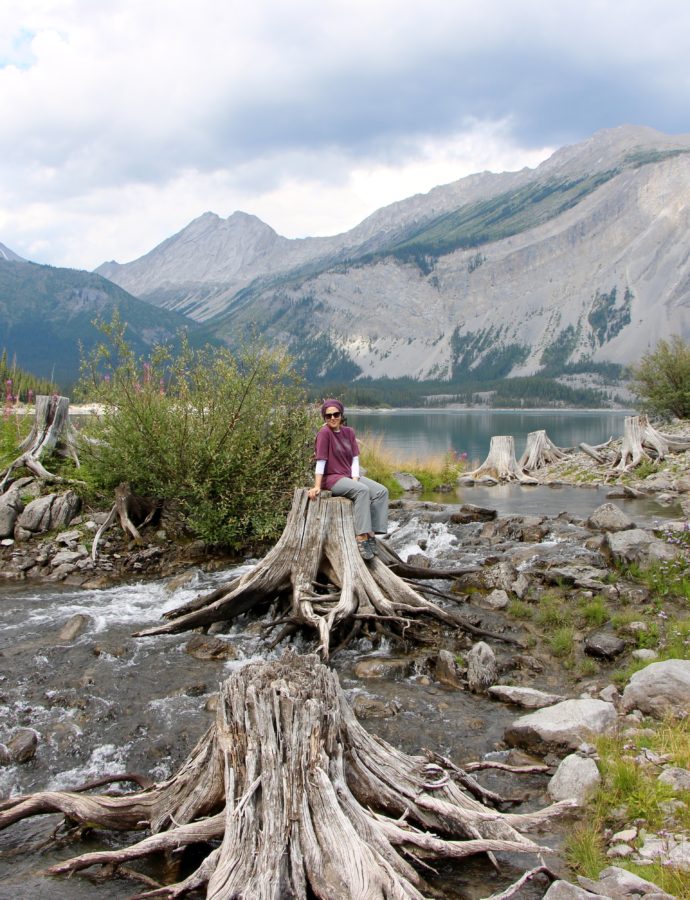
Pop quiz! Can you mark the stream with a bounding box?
[0,485,683,898]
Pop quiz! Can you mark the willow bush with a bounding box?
[78,318,315,549]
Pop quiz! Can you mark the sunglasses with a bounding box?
[324,411,341,419]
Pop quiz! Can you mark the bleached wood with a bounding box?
[463,435,538,483]
[0,654,565,898]
[518,430,568,472]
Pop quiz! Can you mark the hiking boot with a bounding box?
[365,537,378,557]
[357,539,374,560]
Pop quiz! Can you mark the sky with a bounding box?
[1,0,689,272]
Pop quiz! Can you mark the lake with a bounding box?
[348,408,633,464]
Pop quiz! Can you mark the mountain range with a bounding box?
[3,125,690,389]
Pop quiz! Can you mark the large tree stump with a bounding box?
[0,394,80,492]
[518,430,568,473]
[0,654,573,898]
[613,414,683,472]
[135,489,502,659]
[461,436,537,484]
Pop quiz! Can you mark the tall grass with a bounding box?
[358,432,469,497]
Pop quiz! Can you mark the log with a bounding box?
[518,430,568,472]
[135,488,508,659]
[0,395,80,492]
[579,442,609,464]
[0,654,574,898]
[461,436,538,484]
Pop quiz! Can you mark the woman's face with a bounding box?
[324,406,342,430]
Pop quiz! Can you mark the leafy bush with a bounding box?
[628,335,690,418]
[78,318,315,549]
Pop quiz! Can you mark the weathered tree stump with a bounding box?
[0,654,573,898]
[461,436,537,484]
[612,414,685,472]
[135,489,505,658]
[92,481,161,558]
[0,395,80,492]
[518,430,568,472]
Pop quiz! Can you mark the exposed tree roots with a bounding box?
[135,489,513,659]
[0,394,80,492]
[613,414,690,472]
[518,430,569,473]
[0,654,574,898]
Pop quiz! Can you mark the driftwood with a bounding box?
[0,395,80,492]
[461,436,538,484]
[0,654,574,898]
[518,430,568,472]
[92,481,161,559]
[135,489,510,659]
[579,440,612,464]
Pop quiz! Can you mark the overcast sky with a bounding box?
[1,0,689,271]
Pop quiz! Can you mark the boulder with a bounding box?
[578,866,674,898]
[587,503,634,532]
[184,634,237,661]
[7,728,39,763]
[621,659,690,718]
[604,529,676,565]
[15,494,55,534]
[658,766,690,791]
[449,504,497,524]
[488,685,565,709]
[475,589,509,610]
[0,490,24,538]
[434,649,461,688]
[57,614,93,642]
[392,472,423,492]
[466,641,497,693]
[353,657,414,680]
[584,630,626,660]
[50,491,82,529]
[505,699,616,754]
[543,881,606,900]
[548,753,601,803]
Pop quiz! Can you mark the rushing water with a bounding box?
[349,408,633,464]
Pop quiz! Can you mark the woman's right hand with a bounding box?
[308,486,321,500]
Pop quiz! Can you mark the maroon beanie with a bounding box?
[320,398,344,418]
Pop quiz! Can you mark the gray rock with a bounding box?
[598,685,620,703]
[505,699,617,754]
[0,743,11,766]
[7,728,39,763]
[621,659,690,718]
[50,491,82,529]
[488,685,565,709]
[658,765,690,791]
[51,548,87,567]
[467,641,497,693]
[587,503,634,532]
[605,529,676,565]
[632,648,658,661]
[57,614,92,642]
[435,649,461,688]
[584,630,626,660]
[353,696,400,719]
[15,494,55,534]
[548,753,601,803]
[0,491,24,538]
[449,504,497,523]
[636,833,690,869]
[578,865,675,898]
[543,882,606,900]
[392,472,423,492]
[56,528,82,545]
[476,588,509,610]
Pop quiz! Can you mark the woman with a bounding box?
[307,399,388,560]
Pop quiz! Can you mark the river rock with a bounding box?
[0,490,24,538]
[578,866,674,898]
[0,743,11,766]
[621,659,690,718]
[488,685,565,709]
[587,503,634,532]
[353,696,400,719]
[449,504,497,524]
[476,589,509,610]
[584,630,626,660]
[353,657,414,679]
[435,649,461,688]
[504,699,616,754]
[7,728,39,763]
[57,613,93,642]
[184,634,236,661]
[393,472,423,492]
[604,529,676,565]
[467,641,497,693]
[658,766,690,791]
[548,753,601,803]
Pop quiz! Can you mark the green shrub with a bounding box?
[628,335,690,418]
[78,318,315,549]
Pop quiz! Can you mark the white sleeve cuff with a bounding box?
[351,456,360,478]
[315,460,326,475]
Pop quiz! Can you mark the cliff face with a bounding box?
[95,126,690,380]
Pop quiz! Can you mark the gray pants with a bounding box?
[331,476,389,536]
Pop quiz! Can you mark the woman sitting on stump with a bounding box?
[308,399,388,560]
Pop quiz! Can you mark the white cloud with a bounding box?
[1,0,689,269]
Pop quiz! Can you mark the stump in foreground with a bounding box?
[0,654,573,898]
[135,488,495,659]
